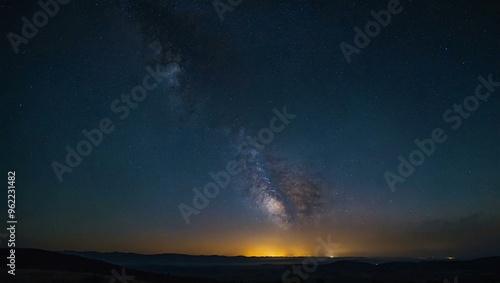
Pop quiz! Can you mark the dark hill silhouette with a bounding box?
[0,248,218,283]
[2,249,500,283]
[60,251,500,283]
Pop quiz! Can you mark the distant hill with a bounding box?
[62,250,420,266]
[60,251,500,283]
[2,249,499,283]
[0,248,218,283]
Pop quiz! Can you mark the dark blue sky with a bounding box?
[1,0,499,257]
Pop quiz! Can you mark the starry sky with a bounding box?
[1,0,499,258]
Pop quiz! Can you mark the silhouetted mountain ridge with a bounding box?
[0,248,217,283]
[2,249,499,283]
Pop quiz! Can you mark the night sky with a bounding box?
[1,0,499,258]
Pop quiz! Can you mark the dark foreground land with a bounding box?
[1,249,500,283]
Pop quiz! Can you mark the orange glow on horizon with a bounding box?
[240,244,312,257]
